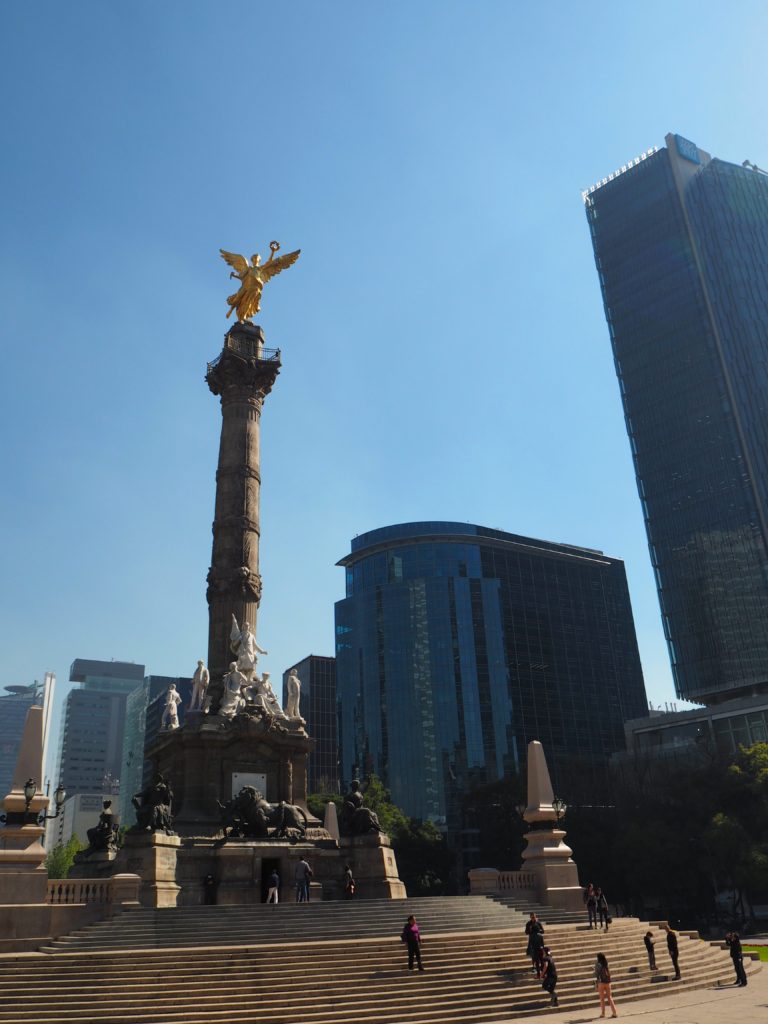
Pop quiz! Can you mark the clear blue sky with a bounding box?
[2,2,766,781]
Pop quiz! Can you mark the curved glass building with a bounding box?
[335,522,647,825]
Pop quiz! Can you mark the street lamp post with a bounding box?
[0,779,66,827]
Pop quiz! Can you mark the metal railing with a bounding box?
[208,336,281,372]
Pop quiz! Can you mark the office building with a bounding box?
[1,673,55,801]
[618,693,768,767]
[52,792,116,849]
[0,682,42,798]
[283,656,339,793]
[142,676,194,784]
[585,133,768,704]
[119,675,176,823]
[335,522,647,829]
[57,660,144,801]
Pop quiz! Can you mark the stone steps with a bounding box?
[0,919,757,1024]
[39,896,527,951]
[489,894,588,925]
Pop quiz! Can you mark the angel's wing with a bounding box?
[259,249,301,282]
[220,249,250,275]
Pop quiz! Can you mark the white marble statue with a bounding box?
[218,662,247,719]
[261,672,287,718]
[161,683,182,730]
[285,669,303,720]
[189,660,210,711]
[230,615,267,681]
[247,671,287,718]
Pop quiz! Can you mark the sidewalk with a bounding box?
[499,964,767,1023]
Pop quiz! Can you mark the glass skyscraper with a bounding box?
[335,522,647,826]
[585,133,768,704]
[283,655,339,794]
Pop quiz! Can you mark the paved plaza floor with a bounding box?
[504,964,767,1024]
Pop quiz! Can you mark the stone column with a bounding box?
[205,322,281,704]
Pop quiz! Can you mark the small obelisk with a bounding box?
[520,740,583,910]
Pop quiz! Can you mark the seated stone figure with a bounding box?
[132,774,175,835]
[82,800,120,855]
[338,779,382,836]
[218,662,247,719]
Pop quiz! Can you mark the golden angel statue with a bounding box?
[219,241,301,322]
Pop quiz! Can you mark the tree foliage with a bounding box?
[309,775,455,896]
[45,834,85,879]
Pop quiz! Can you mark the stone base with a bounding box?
[69,848,119,879]
[0,867,48,905]
[522,826,583,911]
[340,834,407,899]
[115,832,181,907]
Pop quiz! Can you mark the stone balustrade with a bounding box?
[467,867,537,895]
[46,873,141,908]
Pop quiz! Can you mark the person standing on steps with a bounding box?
[344,863,356,898]
[540,946,559,1007]
[663,924,681,980]
[596,886,610,930]
[525,912,545,976]
[295,857,313,902]
[584,883,598,928]
[594,952,618,1018]
[266,868,280,903]
[401,914,424,971]
[725,931,748,986]
[643,930,657,971]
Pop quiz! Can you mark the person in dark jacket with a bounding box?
[595,887,610,930]
[584,883,598,928]
[643,930,657,970]
[525,913,545,977]
[725,931,748,986]
[401,914,424,971]
[540,946,559,1006]
[664,924,681,979]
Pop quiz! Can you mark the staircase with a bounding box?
[0,904,758,1024]
[38,896,525,952]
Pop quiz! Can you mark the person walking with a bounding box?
[344,863,356,898]
[643,930,657,970]
[525,913,545,976]
[401,914,424,971]
[726,931,748,986]
[295,857,313,902]
[540,946,559,1007]
[663,924,681,979]
[594,952,618,1018]
[596,887,610,930]
[584,883,598,929]
[266,868,280,903]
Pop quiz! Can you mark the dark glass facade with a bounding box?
[0,683,41,798]
[335,522,647,825]
[283,656,339,794]
[586,134,768,703]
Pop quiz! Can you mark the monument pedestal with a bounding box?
[521,826,584,911]
[69,848,120,880]
[116,832,181,908]
[149,713,316,837]
[341,834,406,900]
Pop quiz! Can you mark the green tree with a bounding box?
[45,834,85,879]
[307,790,342,821]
